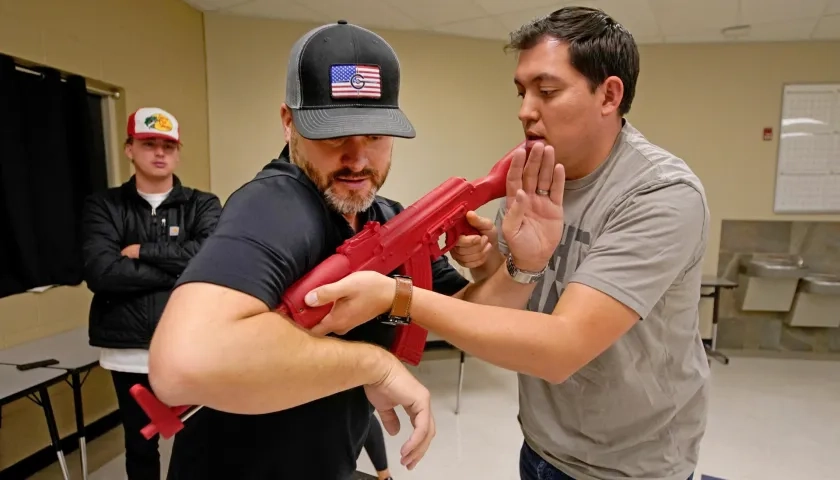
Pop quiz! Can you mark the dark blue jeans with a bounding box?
[519,442,694,480]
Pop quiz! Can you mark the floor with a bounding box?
[30,350,840,480]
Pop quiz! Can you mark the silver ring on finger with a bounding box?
[536,189,550,196]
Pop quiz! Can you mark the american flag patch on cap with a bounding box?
[330,64,381,99]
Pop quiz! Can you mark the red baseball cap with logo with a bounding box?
[127,107,180,142]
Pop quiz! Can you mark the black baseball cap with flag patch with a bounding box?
[285,20,416,140]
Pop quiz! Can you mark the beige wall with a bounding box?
[203,13,840,276]
[0,0,209,470]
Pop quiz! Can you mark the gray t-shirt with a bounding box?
[496,121,711,480]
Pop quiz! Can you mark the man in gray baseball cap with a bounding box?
[285,19,416,140]
[154,20,471,480]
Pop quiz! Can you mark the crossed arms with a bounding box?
[80,194,221,293]
[138,197,221,275]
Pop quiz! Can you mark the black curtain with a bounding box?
[0,54,108,298]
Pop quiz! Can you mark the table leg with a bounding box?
[707,287,730,365]
[39,387,71,480]
[72,371,89,480]
[455,351,465,415]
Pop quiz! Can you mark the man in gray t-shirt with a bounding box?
[458,7,711,480]
[494,119,710,480]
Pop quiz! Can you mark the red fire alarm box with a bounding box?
[763,127,773,141]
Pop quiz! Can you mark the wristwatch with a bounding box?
[379,275,413,326]
[505,253,547,284]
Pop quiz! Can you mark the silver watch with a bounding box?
[505,254,547,284]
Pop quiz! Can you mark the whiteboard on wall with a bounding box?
[774,83,840,214]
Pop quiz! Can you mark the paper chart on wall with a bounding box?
[774,83,840,213]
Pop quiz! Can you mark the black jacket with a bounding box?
[81,175,222,349]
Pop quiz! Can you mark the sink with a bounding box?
[739,254,808,279]
[737,254,810,312]
[801,274,840,295]
[788,273,840,328]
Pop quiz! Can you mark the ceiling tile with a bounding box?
[431,16,509,40]
[812,13,840,38]
[746,18,821,41]
[496,6,554,32]
[385,0,488,27]
[664,17,820,44]
[648,0,739,37]
[475,0,574,16]
[580,0,662,38]
[186,0,840,45]
[224,0,326,23]
[740,0,827,25]
[293,0,422,30]
[496,0,660,40]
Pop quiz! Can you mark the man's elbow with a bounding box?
[535,351,602,385]
[83,278,103,293]
[148,335,205,406]
[534,366,572,385]
[84,272,117,294]
[83,258,129,293]
[529,354,577,385]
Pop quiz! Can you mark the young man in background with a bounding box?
[80,107,221,479]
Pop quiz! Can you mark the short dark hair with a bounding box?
[506,6,640,116]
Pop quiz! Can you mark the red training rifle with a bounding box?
[129,141,527,440]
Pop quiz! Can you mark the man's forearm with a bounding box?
[459,259,537,309]
[139,242,201,275]
[411,286,576,384]
[84,257,176,293]
[149,306,393,414]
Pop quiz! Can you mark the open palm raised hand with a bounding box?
[501,142,565,272]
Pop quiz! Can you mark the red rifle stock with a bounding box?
[130,141,525,440]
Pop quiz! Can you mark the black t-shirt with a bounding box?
[165,146,469,480]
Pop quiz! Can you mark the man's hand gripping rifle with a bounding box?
[129,141,526,440]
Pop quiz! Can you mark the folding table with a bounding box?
[0,364,71,480]
[0,327,100,480]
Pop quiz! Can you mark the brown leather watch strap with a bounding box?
[389,276,413,319]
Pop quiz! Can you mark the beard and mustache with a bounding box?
[290,133,390,215]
